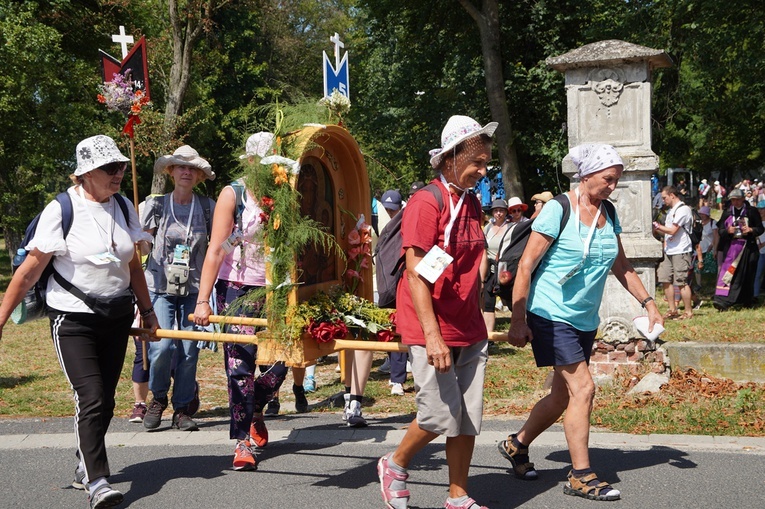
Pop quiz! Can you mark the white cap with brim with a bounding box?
[154,145,215,180]
[429,115,498,169]
[75,135,129,176]
[240,132,275,159]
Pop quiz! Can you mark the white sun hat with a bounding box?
[429,115,498,169]
[154,145,215,180]
[75,135,129,176]
[240,132,275,159]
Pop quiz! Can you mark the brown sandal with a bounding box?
[563,470,621,501]
[497,434,538,480]
[663,310,679,319]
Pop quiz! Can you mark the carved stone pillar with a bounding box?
[546,40,673,343]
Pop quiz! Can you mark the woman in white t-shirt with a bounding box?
[0,135,158,507]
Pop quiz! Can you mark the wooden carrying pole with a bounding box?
[130,327,410,352]
[185,314,512,342]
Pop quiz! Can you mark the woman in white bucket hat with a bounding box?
[0,135,158,508]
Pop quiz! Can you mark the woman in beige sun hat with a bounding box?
[153,145,216,180]
[140,144,216,434]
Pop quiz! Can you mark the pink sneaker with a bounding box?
[444,497,489,509]
[377,452,410,509]
[128,402,147,423]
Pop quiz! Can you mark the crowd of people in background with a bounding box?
[651,175,765,313]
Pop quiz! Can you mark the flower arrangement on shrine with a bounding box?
[286,286,395,343]
[278,211,395,343]
[236,135,338,345]
[229,102,395,349]
[342,212,373,295]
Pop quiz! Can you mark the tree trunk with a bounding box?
[153,0,219,194]
[458,0,524,199]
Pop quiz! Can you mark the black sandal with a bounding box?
[563,470,621,501]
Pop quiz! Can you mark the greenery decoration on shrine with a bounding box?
[227,101,395,347]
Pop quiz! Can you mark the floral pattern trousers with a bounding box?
[216,279,288,441]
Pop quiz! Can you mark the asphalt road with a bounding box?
[1,413,764,508]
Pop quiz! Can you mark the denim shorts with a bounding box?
[527,311,596,367]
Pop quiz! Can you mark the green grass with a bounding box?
[656,272,765,344]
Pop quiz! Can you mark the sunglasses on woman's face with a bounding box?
[100,161,127,175]
[509,208,522,213]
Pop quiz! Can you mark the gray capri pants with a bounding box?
[408,339,488,437]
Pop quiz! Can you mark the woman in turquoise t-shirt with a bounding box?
[498,144,663,502]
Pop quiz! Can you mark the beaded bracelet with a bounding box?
[196,301,211,306]
[140,306,155,318]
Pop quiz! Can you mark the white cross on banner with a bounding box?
[112,25,134,59]
[323,32,349,99]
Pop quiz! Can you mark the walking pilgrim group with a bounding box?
[0,116,665,508]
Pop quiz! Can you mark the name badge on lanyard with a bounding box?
[414,176,465,283]
[558,189,602,285]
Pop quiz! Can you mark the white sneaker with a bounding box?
[378,357,391,373]
[345,399,368,427]
[88,483,123,508]
[390,382,405,396]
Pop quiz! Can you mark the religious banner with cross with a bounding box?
[99,29,150,101]
[323,32,349,99]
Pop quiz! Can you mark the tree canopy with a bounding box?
[1,0,764,253]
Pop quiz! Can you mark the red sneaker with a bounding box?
[232,440,257,471]
[249,414,269,448]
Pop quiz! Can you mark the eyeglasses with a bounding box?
[509,208,522,213]
[100,161,127,175]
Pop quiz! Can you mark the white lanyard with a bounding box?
[439,175,466,249]
[78,186,115,254]
[574,188,602,259]
[169,192,196,245]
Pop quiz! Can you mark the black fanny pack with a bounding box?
[53,271,134,319]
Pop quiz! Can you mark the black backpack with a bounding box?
[495,194,616,298]
[11,191,130,323]
[682,205,703,247]
[373,184,444,309]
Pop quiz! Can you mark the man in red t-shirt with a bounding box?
[377,115,494,509]
[396,182,487,346]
